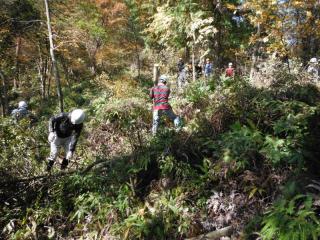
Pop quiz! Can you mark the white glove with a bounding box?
[48,132,56,142]
[66,151,73,160]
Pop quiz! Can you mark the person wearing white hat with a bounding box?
[225,62,235,77]
[307,57,319,81]
[11,101,29,121]
[47,109,85,171]
[150,75,181,135]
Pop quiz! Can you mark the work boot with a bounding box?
[47,160,54,172]
[61,158,69,170]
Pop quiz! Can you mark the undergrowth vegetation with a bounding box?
[1,67,320,239]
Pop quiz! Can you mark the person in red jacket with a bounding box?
[225,62,235,77]
[150,75,181,135]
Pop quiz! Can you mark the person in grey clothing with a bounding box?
[307,57,319,82]
[177,67,187,89]
[11,101,30,121]
[47,109,85,171]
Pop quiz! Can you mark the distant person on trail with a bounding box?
[177,66,187,89]
[11,101,34,122]
[46,109,85,171]
[177,58,185,73]
[204,58,213,78]
[177,58,186,88]
[195,60,202,79]
[11,101,29,120]
[150,75,181,135]
[186,62,193,81]
[225,62,235,78]
[307,57,319,81]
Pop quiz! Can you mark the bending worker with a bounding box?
[11,101,30,121]
[150,75,181,135]
[47,109,85,171]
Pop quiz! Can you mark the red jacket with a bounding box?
[150,84,171,110]
[226,67,234,77]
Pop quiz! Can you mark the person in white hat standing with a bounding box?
[225,62,235,78]
[150,75,181,135]
[46,109,85,171]
[307,57,319,82]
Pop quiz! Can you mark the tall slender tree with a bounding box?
[0,70,8,116]
[44,0,63,112]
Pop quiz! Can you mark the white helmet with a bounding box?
[18,101,27,108]
[159,75,168,83]
[228,62,233,67]
[70,109,85,124]
[310,57,318,63]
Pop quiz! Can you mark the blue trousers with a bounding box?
[152,109,180,135]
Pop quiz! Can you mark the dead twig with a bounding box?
[0,155,130,185]
[185,226,233,240]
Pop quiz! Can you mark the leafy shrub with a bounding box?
[112,189,193,239]
[260,195,320,240]
[184,80,214,105]
[219,122,263,170]
[260,135,303,166]
[0,118,46,178]
[159,155,198,186]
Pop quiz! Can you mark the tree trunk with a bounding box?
[191,34,196,82]
[13,36,22,89]
[37,43,47,99]
[153,64,160,85]
[0,70,9,116]
[60,57,71,88]
[185,46,190,61]
[43,58,48,98]
[47,61,52,97]
[44,0,64,112]
[249,23,261,81]
[137,51,141,78]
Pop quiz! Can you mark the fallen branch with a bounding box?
[185,226,233,240]
[0,155,130,185]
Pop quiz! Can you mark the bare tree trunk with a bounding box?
[37,61,44,98]
[13,36,22,89]
[153,64,160,85]
[185,46,190,61]
[0,93,3,117]
[0,70,9,116]
[250,23,261,81]
[37,43,47,99]
[191,34,196,81]
[44,0,64,112]
[60,57,71,88]
[43,58,48,98]
[136,44,141,78]
[47,61,52,97]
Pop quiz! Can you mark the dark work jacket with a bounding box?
[177,60,185,72]
[49,112,83,151]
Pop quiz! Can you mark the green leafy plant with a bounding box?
[184,80,214,105]
[220,121,263,170]
[260,195,320,240]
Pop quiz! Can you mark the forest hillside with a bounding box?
[1,1,320,239]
